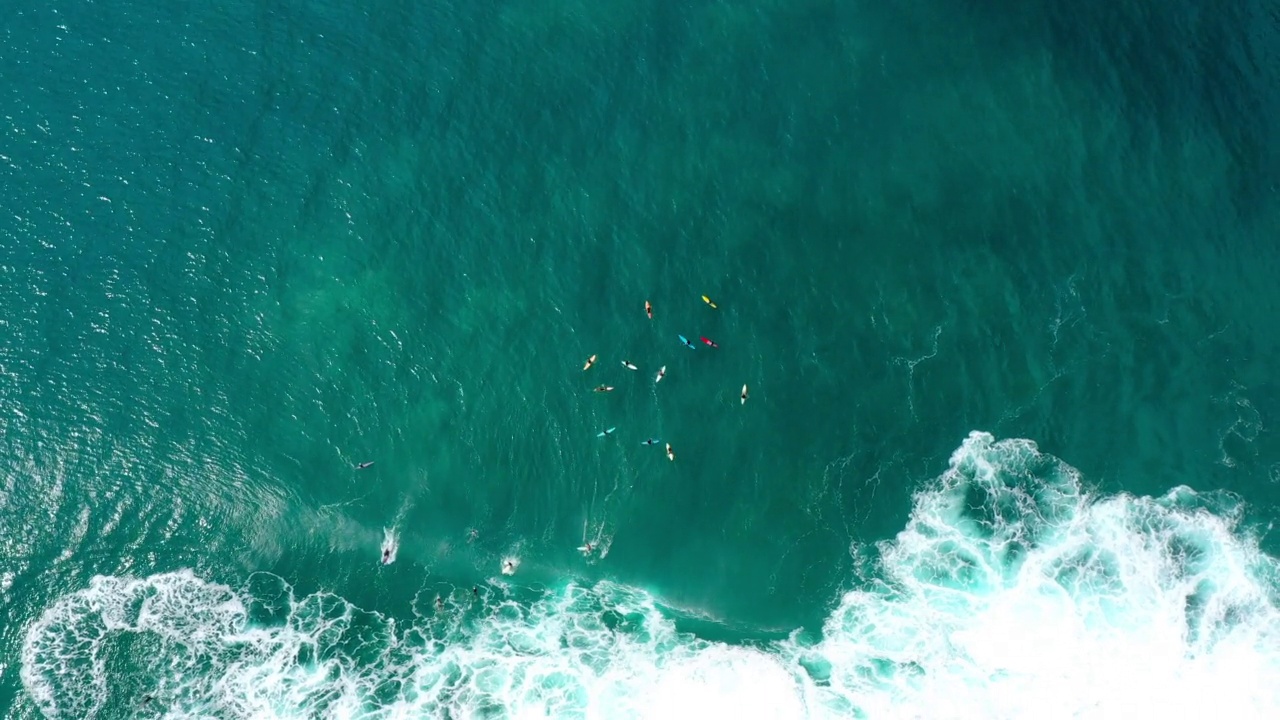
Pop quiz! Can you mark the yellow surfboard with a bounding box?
[702,295,718,309]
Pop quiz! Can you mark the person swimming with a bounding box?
[355,461,374,470]
[655,365,666,383]
[597,427,616,438]
[593,385,614,393]
[621,360,638,370]
[678,335,697,350]
[642,438,660,446]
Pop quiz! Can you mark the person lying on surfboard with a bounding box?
[583,354,597,371]
[678,335,697,350]
[700,336,719,348]
[702,295,718,309]
[645,301,653,319]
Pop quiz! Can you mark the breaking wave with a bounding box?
[21,432,1280,718]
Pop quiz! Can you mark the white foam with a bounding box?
[785,431,1280,720]
[19,431,1280,719]
[636,647,806,720]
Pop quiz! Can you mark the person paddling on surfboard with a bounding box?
[645,301,653,319]
[702,295,718,309]
[678,335,697,350]
[700,336,719,348]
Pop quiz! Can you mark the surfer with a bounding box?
[381,528,397,565]
[700,336,719,348]
[678,335,697,350]
[655,365,666,383]
[355,461,375,470]
[472,586,479,597]
[621,360,638,371]
[580,541,595,556]
[645,300,653,319]
[597,427,616,438]
[502,559,517,574]
[593,385,614,393]
[583,354,597,371]
[741,384,749,405]
[468,528,479,542]
[665,442,675,461]
[702,295,718,309]
[642,438,660,446]
[436,596,445,612]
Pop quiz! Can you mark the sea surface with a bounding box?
[3,0,1280,717]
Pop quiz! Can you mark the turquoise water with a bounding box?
[3,0,1280,717]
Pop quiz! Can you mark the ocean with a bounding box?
[3,0,1280,717]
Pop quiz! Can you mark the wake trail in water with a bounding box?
[379,474,428,566]
[379,528,398,565]
[579,517,613,562]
